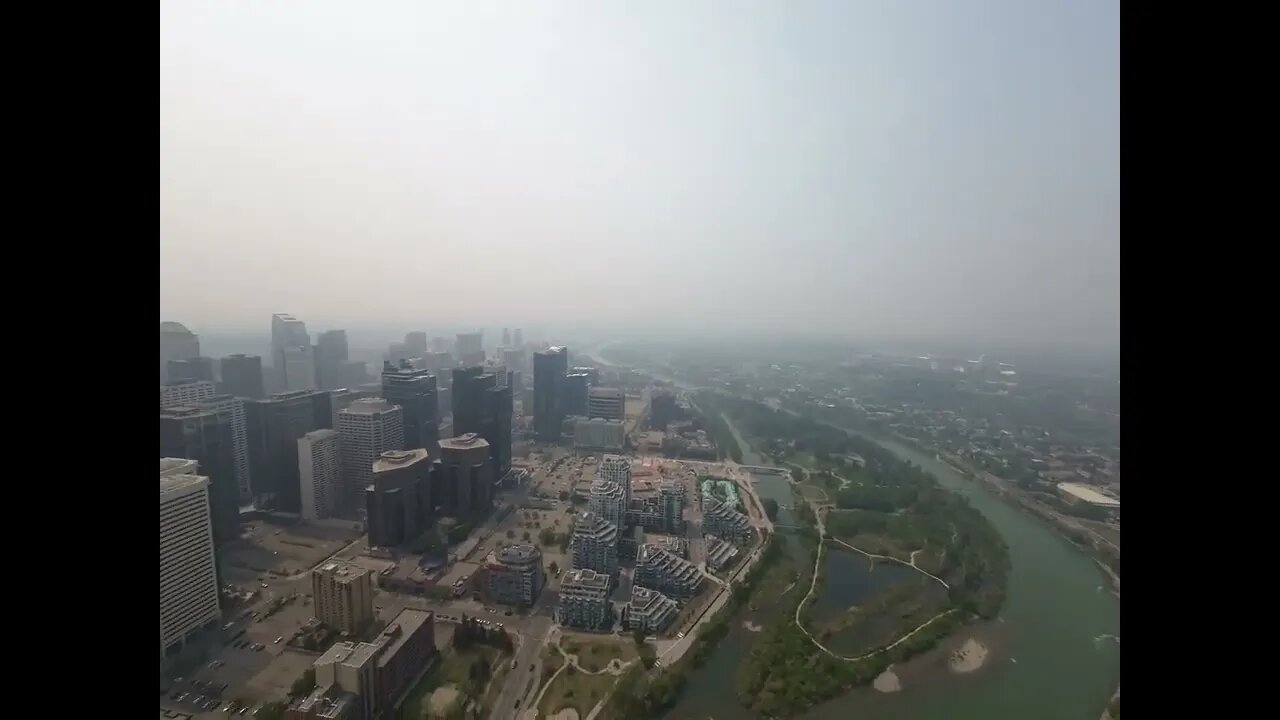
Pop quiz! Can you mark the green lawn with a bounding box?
[560,636,638,672]
[399,646,502,720]
[537,665,621,718]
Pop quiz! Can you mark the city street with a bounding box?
[487,587,558,720]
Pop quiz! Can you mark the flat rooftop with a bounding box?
[377,608,433,665]
[160,473,206,495]
[1058,482,1120,507]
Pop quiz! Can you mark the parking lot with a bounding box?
[219,519,362,584]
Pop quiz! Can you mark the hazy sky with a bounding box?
[161,1,1118,348]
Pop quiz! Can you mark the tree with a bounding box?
[255,702,287,720]
[632,627,646,646]
[522,531,532,542]
[549,561,559,575]
[289,668,316,698]
[506,530,515,539]
[538,528,556,547]
[761,498,779,521]
[558,490,571,501]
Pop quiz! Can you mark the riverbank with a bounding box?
[949,638,988,673]
[887,431,1120,592]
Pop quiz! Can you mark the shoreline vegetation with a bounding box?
[822,418,1121,712]
[601,532,784,720]
[667,392,1012,717]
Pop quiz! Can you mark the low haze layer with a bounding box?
[161,0,1118,349]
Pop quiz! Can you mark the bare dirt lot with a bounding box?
[220,519,362,582]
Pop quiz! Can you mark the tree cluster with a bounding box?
[451,615,514,653]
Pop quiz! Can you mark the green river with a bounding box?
[672,422,1121,720]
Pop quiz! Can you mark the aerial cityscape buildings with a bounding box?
[337,398,405,510]
[533,346,567,441]
[160,464,220,659]
[298,429,341,521]
[381,360,439,453]
[160,321,201,384]
[159,405,240,543]
[245,389,334,511]
[219,353,265,399]
[366,449,433,547]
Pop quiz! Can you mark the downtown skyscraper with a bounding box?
[381,360,439,453]
[533,346,568,441]
[271,313,316,392]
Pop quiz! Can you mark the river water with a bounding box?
[667,430,1121,720]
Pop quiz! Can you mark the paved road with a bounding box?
[487,587,558,720]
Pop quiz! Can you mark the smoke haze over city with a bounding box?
[161,0,1118,350]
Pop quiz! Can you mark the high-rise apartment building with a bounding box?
[482,544,545,607]
[160,466,220,659]
[159,406,240,543]
[512,328,523,347]
[659,479,685,534]
[587,387,625,421]
[195,394,253,504]
[501,328,511,347]
[160,321,201,384]
[160,379,217,409]
[557,569,611,630]
[533,347,568,441]
[588,480,626,530]
[272,313,316,392]
[220,354,265,399]
[599,455,632,510]
[299,429,341,521]
[436,434,494,517]
[311,560,374,634]
[570,511,620,576]
[246,390,334,511]
[337,398,404,508]
[366,449,433,547]
[381,361,439,453]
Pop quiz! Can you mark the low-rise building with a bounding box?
[557,568,611,630]
[657,535,688,559]
[285,688,358,720]
[482,544,545,607]
[574,417,625,451]
[311,561,374,635]
[1056,482,1121,511]
[635,543,702,599]
[703,499,753,544]
[373,609,436,711]
[625,585,679,635]
[308,609,436,720]
[705,534,739,571]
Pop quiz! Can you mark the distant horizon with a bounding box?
[166,318,1118,364]
[162,1,1118,351]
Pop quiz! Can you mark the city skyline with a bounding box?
[161,0,1118,349]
